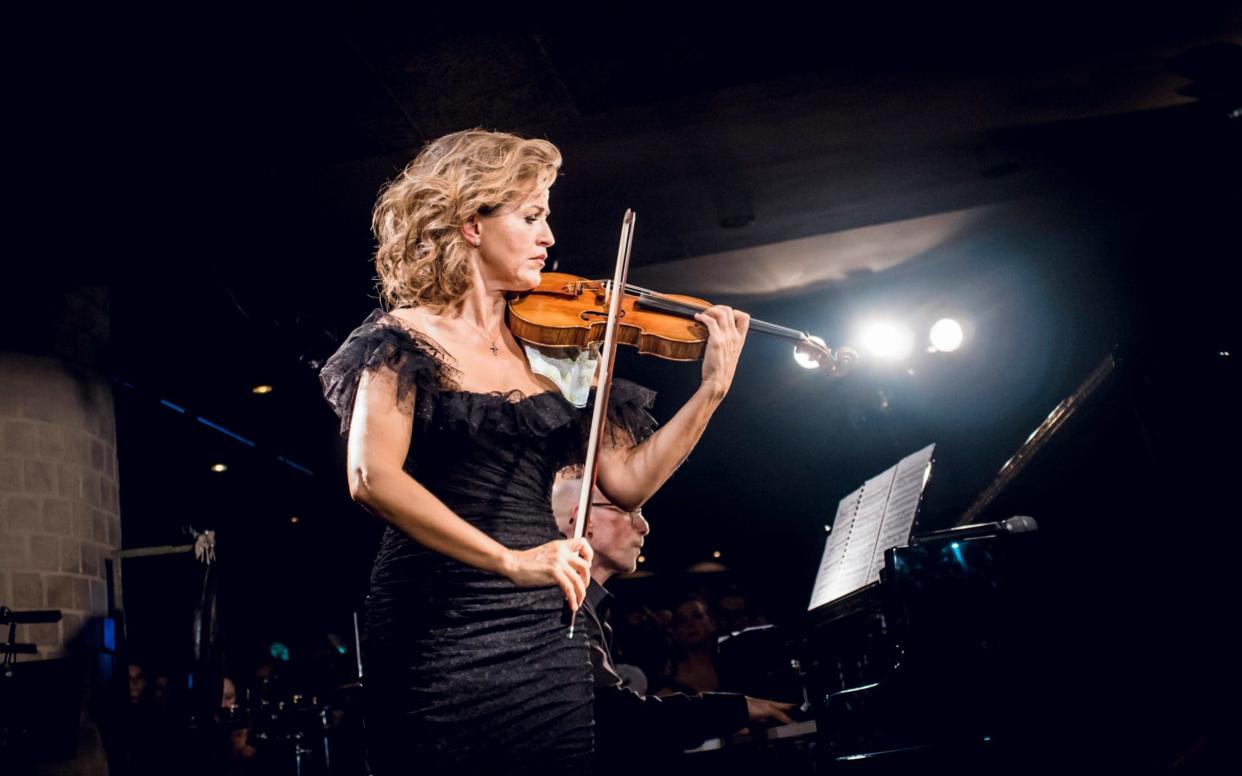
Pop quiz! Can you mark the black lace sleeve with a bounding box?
[604,378,658,447]
[561,379,658,471]
[319,311,457,437]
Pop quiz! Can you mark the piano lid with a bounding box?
[955,352,1117,526]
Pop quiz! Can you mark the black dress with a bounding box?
[320,310,656,775]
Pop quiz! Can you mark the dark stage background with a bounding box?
[6,3,1239,766]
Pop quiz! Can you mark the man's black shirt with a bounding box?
[581,580,748,765]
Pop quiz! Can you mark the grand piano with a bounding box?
[692,350,1235,774]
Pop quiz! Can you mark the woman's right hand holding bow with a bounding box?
[502,538,594,611]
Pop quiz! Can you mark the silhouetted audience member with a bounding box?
[127,663,147,704]
[611,598,674,688]
[150,673,173,708]
[658,597,722,695]
[217,676,256,775]
[715,584,768,636]
[105,662,168,775]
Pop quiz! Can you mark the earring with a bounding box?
[474,239,481,247]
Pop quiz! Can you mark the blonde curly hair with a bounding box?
[372,129,562,309]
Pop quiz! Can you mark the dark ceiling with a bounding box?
[9,5,1240,664]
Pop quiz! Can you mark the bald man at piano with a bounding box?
[552,472,795,772]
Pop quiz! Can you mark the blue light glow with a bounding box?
[159,399,187,414]
[103,618,116,651]
[950,541,966,567]
[195,417,256,447]
[277,456,314,476]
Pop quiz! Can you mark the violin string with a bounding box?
[637,295,808,341]
[605,280,815,343]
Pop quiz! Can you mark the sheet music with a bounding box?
[808,443,936,610]
[834,467,896,593]
[866,443,936,583]
[808,488,861,610]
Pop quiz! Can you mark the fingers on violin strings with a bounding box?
[695,309,724,340]
[711,305,746,341]
[706,305,740,344]
[719,306,747,348]
[734,309,752,338]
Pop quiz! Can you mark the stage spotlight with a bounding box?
[210,463,228,473]
[860,322,914,360]
[929,318,963,352]
[252,384,274,395]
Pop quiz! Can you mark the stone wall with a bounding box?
[1,353,120,658]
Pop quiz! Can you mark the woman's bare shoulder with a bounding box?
[380,307,463,367]
[384,306,434,332]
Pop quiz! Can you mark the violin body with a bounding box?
[508,272,711,361]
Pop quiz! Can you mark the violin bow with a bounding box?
[569,209,636,636]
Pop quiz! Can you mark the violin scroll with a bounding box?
[794,335,858,377]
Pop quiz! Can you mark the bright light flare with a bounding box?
[929,318,963,352]
[793,335,828,370]
[860,322,914,360]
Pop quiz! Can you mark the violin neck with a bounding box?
[624,285,809,344]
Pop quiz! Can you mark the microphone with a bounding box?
[910,515,1038,545]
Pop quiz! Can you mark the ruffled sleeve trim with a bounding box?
[603,378,658,446]
[319,310,458,437]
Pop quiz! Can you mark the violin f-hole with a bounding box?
[581,309,625,321]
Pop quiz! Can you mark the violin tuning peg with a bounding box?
[827,347,859,378]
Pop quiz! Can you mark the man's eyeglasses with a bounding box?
[589,502,645,526]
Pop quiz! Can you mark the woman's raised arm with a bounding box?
[595,305,749,511]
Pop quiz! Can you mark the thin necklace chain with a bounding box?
[459,316,503,356]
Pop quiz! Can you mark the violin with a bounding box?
[509,272,851,371]
[547,211,850,635]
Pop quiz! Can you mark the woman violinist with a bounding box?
[319,128,749,773]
